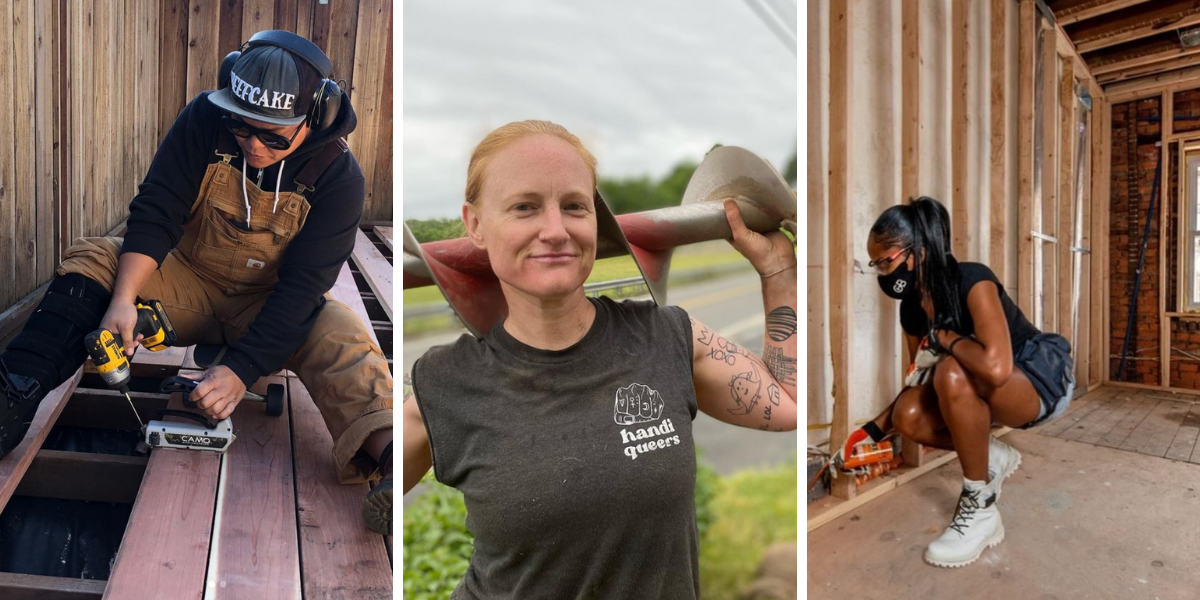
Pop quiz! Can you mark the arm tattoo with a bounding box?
[693,318,716,347]
[765,307,797,342]
[763,346,796,386]
[726,363,763,416]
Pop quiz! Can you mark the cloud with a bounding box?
[403,0,797,219]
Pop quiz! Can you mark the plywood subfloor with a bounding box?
[1036,386,1200,463]
[808,390,1200,599]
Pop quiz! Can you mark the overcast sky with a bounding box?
[402,0,797,220]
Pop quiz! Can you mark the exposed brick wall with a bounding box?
[1109,99,1162,385]
[1174,89,1200,134]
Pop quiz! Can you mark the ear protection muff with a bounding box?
[217,30,344,134]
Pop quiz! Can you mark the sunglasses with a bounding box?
[221,116,302,151]
[868,246,911,272]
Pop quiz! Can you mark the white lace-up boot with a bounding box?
[988,435,1021,499]
[924,478,1004,568]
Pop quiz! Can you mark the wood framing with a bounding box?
[1042,24,1060,332]
[952,0,969,257]
[808,427,1016,532]
[1106,65,1200,103]
[1092,42,1200,82]
[1162,91,1173,387]
[898,0,921,465]
[991,0,1008,273]
[828,0,853,501]
[1053,0,1156,26]
[1102,98,1114,382]
[1059,57,1076,348]
[1019,0,1038,315]
[1069,0,1200,53]
[1078,88,1093,386]
[1090,96,1108,387]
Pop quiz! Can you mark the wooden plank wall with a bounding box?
[0,0,393,313]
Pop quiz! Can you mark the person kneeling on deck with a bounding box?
[838,196,1074,568]
[0,31,394,535]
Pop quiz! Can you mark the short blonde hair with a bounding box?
[465,120,598,205]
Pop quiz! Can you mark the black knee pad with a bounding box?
[0,273,111,393]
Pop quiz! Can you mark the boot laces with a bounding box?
[949,488,984,534]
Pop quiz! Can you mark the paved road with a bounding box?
[402,268,798,504]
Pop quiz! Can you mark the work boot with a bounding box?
[988,435,1021,500]
[0,361,45,460]
[924,478,1004,568]
[362,441,393,536]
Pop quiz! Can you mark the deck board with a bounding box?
[373,226,393,251]
[209,374,300,600]
[0,367,83,514]
[103,361,221,600]
[288,378,391,599]
[352,229,393,320]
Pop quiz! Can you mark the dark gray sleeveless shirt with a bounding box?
[413,297,700,600]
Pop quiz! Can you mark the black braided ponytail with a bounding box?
[869,196,962,332]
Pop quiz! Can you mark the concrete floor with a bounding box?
[808,429,1200,600]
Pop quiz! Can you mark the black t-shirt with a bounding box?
[900,261,1040,350]
[413,297,700,600]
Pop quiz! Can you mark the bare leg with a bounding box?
[890,383,957,450]
[934,356,991,481]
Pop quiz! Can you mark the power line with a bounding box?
[761,0,797,36]
[742,0,796,56]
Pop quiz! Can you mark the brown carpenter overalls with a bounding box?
[58,140,392,483]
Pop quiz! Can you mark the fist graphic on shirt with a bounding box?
[613,383,665,425]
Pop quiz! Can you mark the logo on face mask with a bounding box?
[893,279,907,294]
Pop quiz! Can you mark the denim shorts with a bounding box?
[1014,333,1076,429]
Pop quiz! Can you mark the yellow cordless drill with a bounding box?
[84,300,177,397]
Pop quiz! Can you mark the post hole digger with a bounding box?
[83,303,283,453]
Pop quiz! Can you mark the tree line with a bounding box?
[406,148,797,244]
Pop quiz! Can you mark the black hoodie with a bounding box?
[121,91,365,388]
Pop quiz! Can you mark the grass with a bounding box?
[699,457,798,600]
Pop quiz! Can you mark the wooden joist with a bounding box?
[15,450,147,504]
[1089,35,1200,80]
[1105,64,1200,103]
[352,229,394,320]
[1054,0,1156,26]
[1068,0,1200,53]
[0,572,106,600]
[56,388,168,431]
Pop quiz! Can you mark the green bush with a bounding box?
[402,457,721,599]
[698,456,798,600]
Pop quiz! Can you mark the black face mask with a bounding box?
[877,261,916,300]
